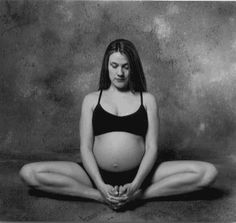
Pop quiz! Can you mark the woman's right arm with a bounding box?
[79,94,125,206]
[79,94,105,189]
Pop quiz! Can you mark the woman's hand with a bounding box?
[98,183,126,209]
[99,184,118,202]
[118,183,142,203]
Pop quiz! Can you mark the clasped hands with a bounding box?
[100,183,141,209]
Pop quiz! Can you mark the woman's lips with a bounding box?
[115,78,125,82]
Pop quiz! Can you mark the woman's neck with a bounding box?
[108,85,131,94]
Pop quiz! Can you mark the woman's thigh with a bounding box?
[21,161,94,187]
[150,160,216,183]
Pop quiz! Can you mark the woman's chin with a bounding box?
[116,85,129,92]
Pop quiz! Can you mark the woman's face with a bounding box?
[108,52,130,90]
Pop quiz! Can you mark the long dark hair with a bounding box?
[98,39,147,92]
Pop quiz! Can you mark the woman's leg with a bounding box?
[19,161,104,202]
[142,161,218,199]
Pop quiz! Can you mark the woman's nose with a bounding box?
[117,67,124,76]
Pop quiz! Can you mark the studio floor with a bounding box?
[0,150,235,222]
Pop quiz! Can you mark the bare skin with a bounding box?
[19,160,217,210]
[93,127,145,172]
[19,52,218,210]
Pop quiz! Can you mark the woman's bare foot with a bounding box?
[92,190,122,210]
[93,187,143,211]
[112,189,143,211]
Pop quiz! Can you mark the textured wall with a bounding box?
[0,1,236,160]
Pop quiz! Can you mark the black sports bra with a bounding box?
[92,90,148,137]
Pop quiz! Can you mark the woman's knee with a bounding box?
[197,162,218,187]
[19,163,39,187]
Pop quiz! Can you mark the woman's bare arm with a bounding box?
[131,93,159,190]
[80,93,125,206]
[79,93,105,188]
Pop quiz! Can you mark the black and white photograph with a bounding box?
[0,0,235,221]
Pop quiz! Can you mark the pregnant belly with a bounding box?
[93,132,145,172]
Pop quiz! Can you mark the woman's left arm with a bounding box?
[131,93,159,190]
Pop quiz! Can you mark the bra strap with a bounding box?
[98,90,103,104]
[140,91,143,105]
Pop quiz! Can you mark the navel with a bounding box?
[112,163,119,169]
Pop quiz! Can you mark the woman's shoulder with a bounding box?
[82,91,100,107]
[84,91,100,99]
[142,92,158,109]
[142,92,156,103]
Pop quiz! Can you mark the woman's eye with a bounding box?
[111,64,118,68]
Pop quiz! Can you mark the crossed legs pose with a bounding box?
[19,160,217,209]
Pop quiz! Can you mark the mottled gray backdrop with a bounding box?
[0,1,235,162]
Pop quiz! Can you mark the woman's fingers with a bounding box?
[119,184,131,196]
[114,185,119,196]
[107,194,127,203]
[108,193,126,201]
[107,197,120,204]
[118,186,123,195]
[108,185,119,196]
[105,184,142,208]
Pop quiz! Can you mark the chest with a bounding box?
[100,96,141,117]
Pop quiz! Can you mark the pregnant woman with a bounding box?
[19,39,218,210]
